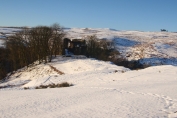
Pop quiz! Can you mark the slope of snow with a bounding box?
[0,57,177,118]
[65,28,177,66]
[0,57,129,88]
[0,27,22,34]
[0,27,177,66]
[1,27,177,117]
[0,39,5,47]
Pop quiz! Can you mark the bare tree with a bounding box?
[1,23,65,80]
[6,28,30,70]
[86,35,118,61]
[51,23,65,57]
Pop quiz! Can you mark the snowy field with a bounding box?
[0,56,177,118]
[0,27,177,117]
[64,28,177,65]
[1,27,177,65]
[0,39,5,47]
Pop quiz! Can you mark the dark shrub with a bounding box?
[35,82,73,89]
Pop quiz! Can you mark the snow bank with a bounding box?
[0,57,129,88]
[0,59,177,117]
[0,27,177,117]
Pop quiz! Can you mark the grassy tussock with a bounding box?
[35,82,73,89]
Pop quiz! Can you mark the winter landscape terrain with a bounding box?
[0,27,177,118]
[1,27,177,65]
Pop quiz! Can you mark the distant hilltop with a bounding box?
[0,26,31,28]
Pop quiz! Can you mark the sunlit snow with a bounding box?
[0,27,177,118]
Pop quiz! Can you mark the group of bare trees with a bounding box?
[85,35,146,69]
[86,35,119,61]
[0,48,9,80]
[0,24,65,80]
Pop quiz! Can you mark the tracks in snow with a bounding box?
[76,86,177,117]
[0,86,177,118]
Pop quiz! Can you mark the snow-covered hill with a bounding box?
[0,56,177,118]
[0,56,129,88]
[0,27,25,47]
[1,27,177,117]
[1,27,177,65]
[65,28,177,66]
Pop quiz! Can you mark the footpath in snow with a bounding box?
[0,56,177,118]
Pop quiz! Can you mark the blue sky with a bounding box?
[0,0,177,31]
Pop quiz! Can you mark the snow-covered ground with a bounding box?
[0,56,177,118]
[1,27,177,65]
[0,27,25,47]
[65,28,177,65]
[0,39,5,47]
[1,27,177,117]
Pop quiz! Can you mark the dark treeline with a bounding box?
[85,35,119,61]
[0,23,65,81]
[85,35,146,70]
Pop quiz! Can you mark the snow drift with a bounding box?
[0,56,177,118]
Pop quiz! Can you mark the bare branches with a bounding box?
[4,24,65,73]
